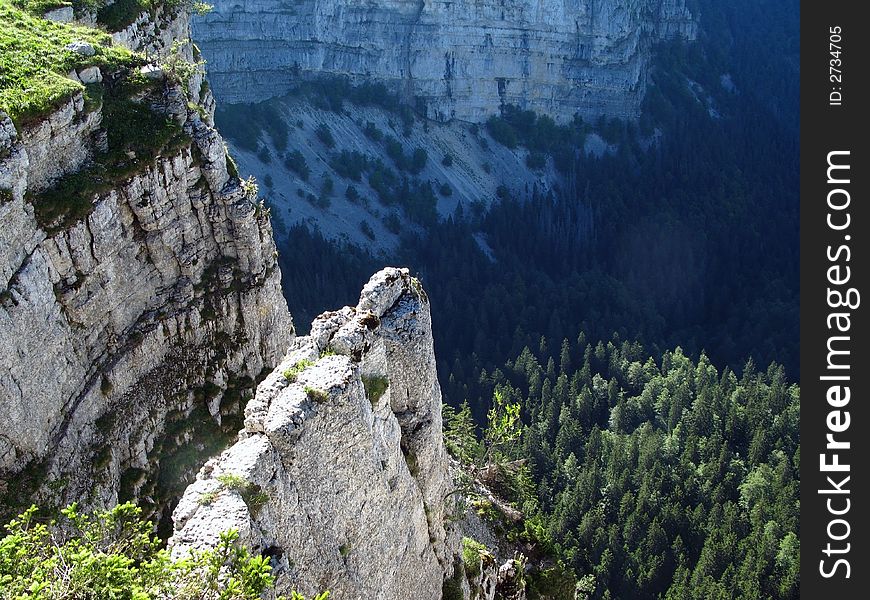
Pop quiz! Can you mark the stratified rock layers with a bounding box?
[0,9,293,512]
[193,0,697,122]
[172,268,452,598]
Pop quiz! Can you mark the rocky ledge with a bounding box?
[171,268,453,597]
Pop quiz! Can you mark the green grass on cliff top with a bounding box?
[0,0,137,126]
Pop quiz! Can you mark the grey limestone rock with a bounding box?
[192,0,698,122]
[172,268,453,598]
[65,41,95,56]
[0,5,292,518]
[44,6,74,23]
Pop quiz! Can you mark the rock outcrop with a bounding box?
[0,7,292,519]
[171,268,452,597]
[193,0,697,122]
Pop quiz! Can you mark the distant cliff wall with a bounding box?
[193,0,697,122]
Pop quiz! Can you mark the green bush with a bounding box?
[284,149,310,181]
[315,124,335,148]
[345,185,360,203]
[410,147,427,174]
[461,537,489,579]
[330,150,369,182]
[485,116,518,149]
[359,220,375,240]
[97,0,147,32]
[320,175,334,197]
[384,136,404,168]
[0,503,277,599]
[13,0,69,17]
[363,120,383,141]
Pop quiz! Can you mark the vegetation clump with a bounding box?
[215,473,270,510]
[362,374,389,404]
[0,503,278,599]
[315,123,335,148]
[485,105,586,173]
[28,79,189,233]
[460,537,490,579]
[282,359,314,383]
[304,385,328,403]
[216,98,289,152]
[283,150,310,181]
[0,0,137,126]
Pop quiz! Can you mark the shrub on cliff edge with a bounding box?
[0,503,276,598]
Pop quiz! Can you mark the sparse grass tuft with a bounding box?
[304,385,328,403]
[282,359,314,383]
[362,374,389,405]
[198,490,219,505]
[215,473,269,510]
[216,473,248,492]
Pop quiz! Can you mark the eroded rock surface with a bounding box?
[0,8,292,517]
[172,268,452,597]
[193,0,697,122]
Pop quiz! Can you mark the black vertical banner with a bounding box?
[801,2,869,597]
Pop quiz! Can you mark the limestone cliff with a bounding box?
[0,5,293,519]
[193,0,697,122]
[171,268,527,598]
[171,268,450,596]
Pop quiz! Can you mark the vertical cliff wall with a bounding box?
[0,5,293,518]
[192,0,697,122]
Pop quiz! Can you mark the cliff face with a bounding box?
[171,268,452,597]
[193,0,697,122]
[0,6,293,516]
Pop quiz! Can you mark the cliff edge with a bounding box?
[0,2,293,519]
[193,0,697,122]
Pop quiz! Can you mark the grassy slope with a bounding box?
[0,0,136,126]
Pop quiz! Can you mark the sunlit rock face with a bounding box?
[171,268,454,598]
[193,0,697,122]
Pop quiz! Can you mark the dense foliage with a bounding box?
[447,337,800,599]
[0,503,278,599]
